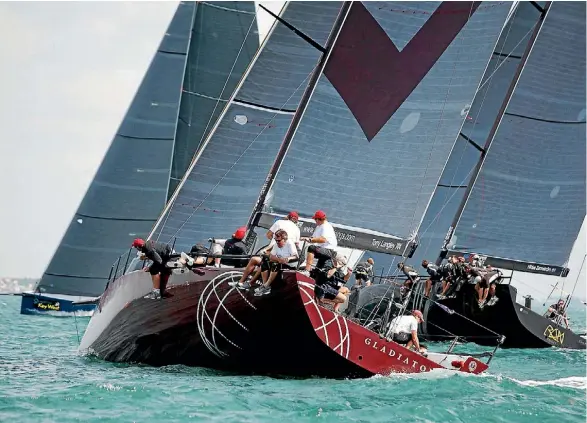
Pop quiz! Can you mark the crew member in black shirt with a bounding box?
[132,238,172,299]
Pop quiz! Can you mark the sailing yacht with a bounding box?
[21,1,259,315]
[411,1,586,349]
[80,1,514,377]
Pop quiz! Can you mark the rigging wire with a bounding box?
[566,255,587,308]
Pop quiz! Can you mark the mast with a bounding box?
[246,2,353,229]
[436,1,552,265]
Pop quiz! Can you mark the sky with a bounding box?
[0,1,584,302]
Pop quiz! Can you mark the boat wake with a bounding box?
[374,370,586,390]
[509,376,587,390]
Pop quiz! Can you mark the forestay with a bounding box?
[266,2,511,248]
[37,3,194,297]
[167,1,259,199]
[449,2,586,274]
[409,2,544,267]
[151,2,344,253]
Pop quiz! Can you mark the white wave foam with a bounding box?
[510,376,586,390]
[373,368,476,381]
[99,383,121,391]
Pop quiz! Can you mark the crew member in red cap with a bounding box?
[266,211,300,248]
[131,238,173,299]
[209,226,248,268]
[386,309,424,353]
[300,210,337,274]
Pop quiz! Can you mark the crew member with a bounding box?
[545,299,569,328]
[132,238,172,299]
[301,210,337,274]
[354,258,375,288]
[386,310,425,353]
[253,229,299,296]
[210,226,248,268]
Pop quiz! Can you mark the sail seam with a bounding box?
[158,50,187,56]
[200,2,256,15]
[43,272,109,280]
[438,184,468,189]
[504,112,586,124]
[75,213,156,222]
[233,99,296,114]
[118,134,174,141]
[182,90,229,102]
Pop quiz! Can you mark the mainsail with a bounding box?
[150,2,344,252]
[36,2,257,297]
[260,2,511,257]
[409,1,545,266]
[445,1,586,275]
[167,1,259,199]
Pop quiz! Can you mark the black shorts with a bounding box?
[392,332,410,344]
[315,283,340,300]
[149,261,171,276]
[355,273,369,282]
[261,257,294,273]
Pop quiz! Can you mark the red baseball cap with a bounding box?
[288,211,299,221]
[312,210,326,220]
[412,310,424,321]
[132,238,145,248]
[233,226,247,240]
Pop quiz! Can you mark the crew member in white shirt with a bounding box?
[254,229,299,296]
[386,310,424,352]
[300,210,337,273]
[266,211,300,248]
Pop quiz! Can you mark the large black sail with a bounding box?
[448,2,586,273]
[151,2,345,252]
[408,2,545,267]
[265,2,511,252]
[167,1,259,199]
[37,2,257,297]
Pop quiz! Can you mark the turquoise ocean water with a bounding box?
[0,295,585,423]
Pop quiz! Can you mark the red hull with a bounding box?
[87,269,487,378]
